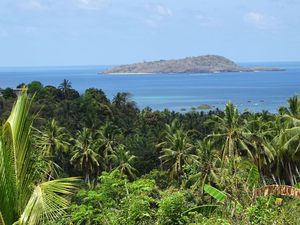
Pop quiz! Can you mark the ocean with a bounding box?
[0,62,299,113]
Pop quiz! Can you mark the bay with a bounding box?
[0,62,299,112]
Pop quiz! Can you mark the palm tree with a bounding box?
[187,140,221,192]
[271,96,300,185]
[70,128,100,183]
[58,79,72,99]
[113,92,133,108]
[97,122,121,170]
[164,119,181,135]
[243,114,275,178]
[267,113,300,185]
[208,102,250,163]
[279,96,300,119]
[269,131,300,185]
[33,119,70,178]
[158,127,199,182]
[0,91,77,225]
[110,144,137,180]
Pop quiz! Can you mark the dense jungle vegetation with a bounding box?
[1,80,300,225]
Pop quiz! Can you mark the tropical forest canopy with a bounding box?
[0,80,300,225]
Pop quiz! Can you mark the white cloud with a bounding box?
[244,11,277,29]
[22,0,46,11]
[76,0,110,10]
[144,4,173,28]
[156,5,173,17]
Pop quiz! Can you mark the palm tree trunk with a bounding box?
[85,171,90,183]
[288,162,294,185]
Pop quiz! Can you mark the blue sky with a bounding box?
[0,0,299,66]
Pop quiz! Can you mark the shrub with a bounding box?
[157,191,188,225]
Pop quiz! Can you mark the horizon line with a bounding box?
[0,60,300,69]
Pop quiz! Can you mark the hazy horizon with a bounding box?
[0,59,299,69]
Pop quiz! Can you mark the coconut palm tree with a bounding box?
[110,144,137,180]
[58,79,72,99]
[0,91,78,225]
[268,131,300,185]
[97,122,121,170]
[33,119,70,178]
[271,96,300,184]
[208,102,250,163]
[187,140,221,192]
[70,128,100,183]
[158,127,199,182]
[112,92,132,108]
[34,119,70,156]
[243,115,275,177]
[279,96,300,119]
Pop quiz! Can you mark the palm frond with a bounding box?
[19,177,79,225]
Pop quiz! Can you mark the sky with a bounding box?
[0,0,299,66]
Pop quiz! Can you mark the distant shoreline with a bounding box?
[100,69,284,75]
[103,72,154,75]
[102,55,284,75]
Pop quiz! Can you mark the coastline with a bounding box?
[100,72,154,75]
[100,68,284,75]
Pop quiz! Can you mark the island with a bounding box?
[102,55,283,74]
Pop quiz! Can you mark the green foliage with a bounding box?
[2,87,17,99]
[242,196,300,225]
[71,128,100,183]
[157,191,188,225]
[2,82,300,224]
[119,195,156,225]
[110,144,137,179]
[182,204,219,216]
[67,171,159,225]
[0,91,78,225]
[204,184,227,203]
[158,124,199,182]
[28,81,43,95]
[143,169,169,189]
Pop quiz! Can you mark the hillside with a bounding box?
[102,55,283,74]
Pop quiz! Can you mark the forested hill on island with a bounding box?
[103,55,283,74]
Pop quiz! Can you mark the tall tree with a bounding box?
[279,96,300,119]
[243,114,275,177]
[33,119,70,178]
[58,79,72,99]
[269,130,300,185]
[70,128,100,183]
[97,122,121,170]
[110,144,137,180]
[208,102,250,163]
[190,140,221,191]
[158,126,199,182]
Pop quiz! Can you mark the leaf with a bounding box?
[19,177,80,225]
[182,204,219,216]
[294,183,300,189]
[204,184,227,203]
[0,212,5,225]
[0,91,79,225]
[247,164,259,189]
[0,89,35,225]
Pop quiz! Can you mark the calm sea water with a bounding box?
[0,62,299,112]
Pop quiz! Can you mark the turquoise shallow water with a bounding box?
[0,62,299,112]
